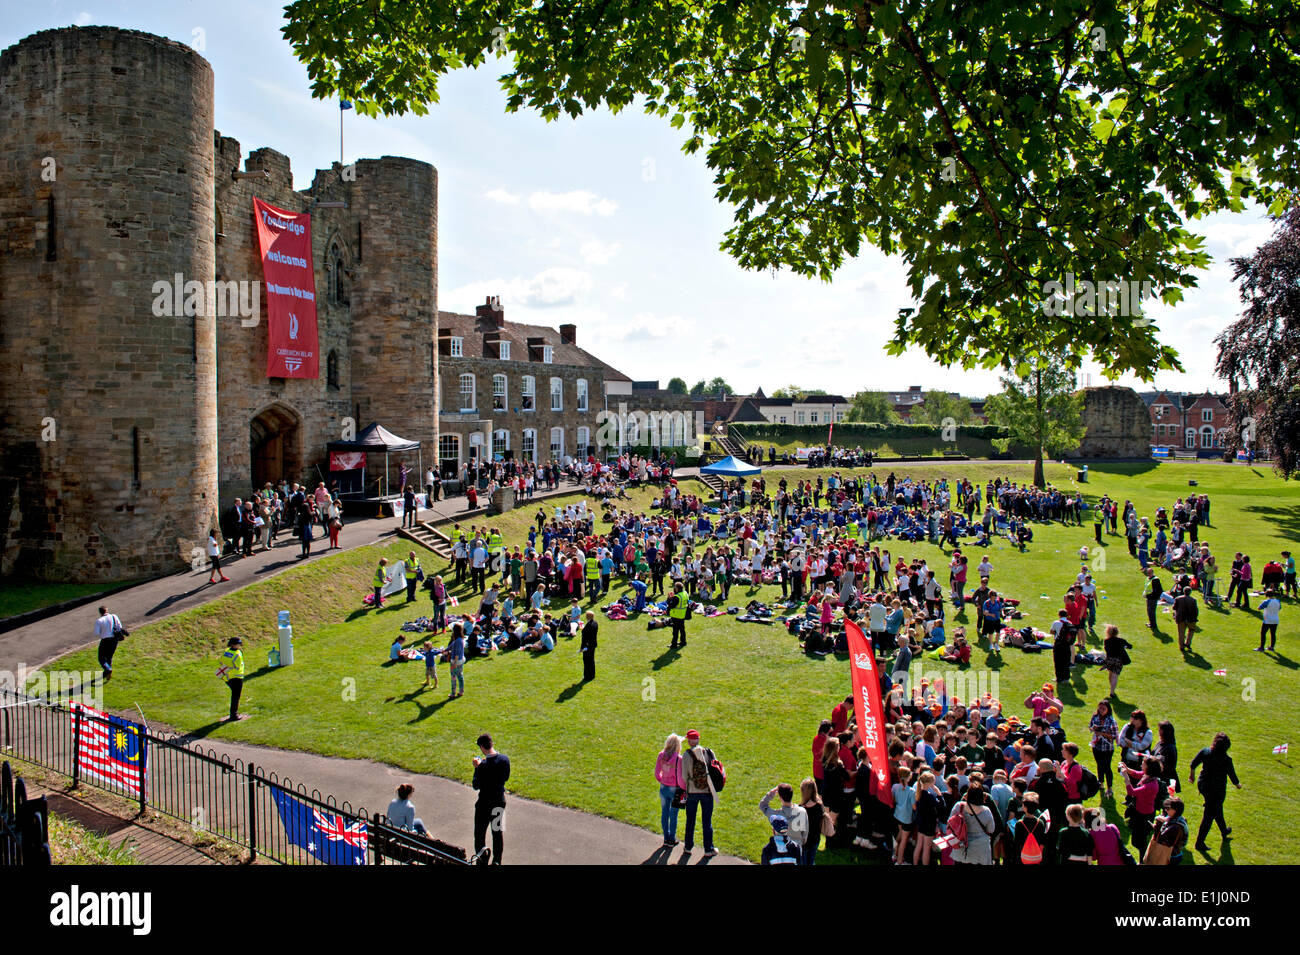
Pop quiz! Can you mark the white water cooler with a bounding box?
[277,609,294,666]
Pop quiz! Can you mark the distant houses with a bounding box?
[1139,390,1232,450]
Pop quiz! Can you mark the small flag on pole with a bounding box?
[339,100,353,110]
[1213,668,1227,676]
[1274,743,1289,755]
[447,596,459,607]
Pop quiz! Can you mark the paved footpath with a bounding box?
[1,472,746,865]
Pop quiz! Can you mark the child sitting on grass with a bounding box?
[939,632,971,664]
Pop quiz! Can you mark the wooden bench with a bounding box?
[370,815,477,865]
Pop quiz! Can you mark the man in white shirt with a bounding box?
[470,540,489,593]
[93,605,125,682]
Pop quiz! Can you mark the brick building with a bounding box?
[436,298,693,471]
[1139,391,1231,451]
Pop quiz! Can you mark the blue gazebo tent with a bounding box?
[700,455,761,477]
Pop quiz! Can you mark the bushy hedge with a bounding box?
[731,421,1008,443]
[728,422,1028,459]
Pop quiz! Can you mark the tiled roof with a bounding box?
[438,310,631,380]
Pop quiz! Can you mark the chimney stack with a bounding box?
[559,323,576,345]
[476,295,505,328]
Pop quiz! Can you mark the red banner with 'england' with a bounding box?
[844,619,894,808]
[253,198,319,379]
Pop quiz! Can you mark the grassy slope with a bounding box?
[45,462,1300,863]
[0,580,144,620]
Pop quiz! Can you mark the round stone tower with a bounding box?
[0,27,219,582]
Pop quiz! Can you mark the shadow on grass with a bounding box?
[1180,650,1212,670]
[555,680,587,704]
[401,690,457,725]
[651,647,683,671]
[176,719,235,743]
[1268,651,1299,670]
[255,558,310,576]
[1241,503,1300,540]
[1060,673,1090,702]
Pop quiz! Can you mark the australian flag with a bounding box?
[270,788,368,865]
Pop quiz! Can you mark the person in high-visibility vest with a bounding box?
[405,551,422,603]
[585,552,601,599]
[373,557,389,609]
[667,583,688,650]
[1093,502,1104,543]
[217,636,247,722]
[488,529,505,582]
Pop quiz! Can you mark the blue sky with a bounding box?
[5,1,1274,398]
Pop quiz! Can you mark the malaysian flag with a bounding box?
[271,787,368,865]
[70,703,147,798]
[1274,744,1289,755]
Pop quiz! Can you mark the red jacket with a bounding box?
[1065,593,1088,626]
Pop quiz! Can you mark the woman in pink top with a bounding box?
[1085,807,1125,864]
[1057,741,1084,800]
[655,733,683,848]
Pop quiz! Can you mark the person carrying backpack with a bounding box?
[678,729,723,857]
[949,784,996,865]
[1012,792,1056,864]
[760,815,802,865]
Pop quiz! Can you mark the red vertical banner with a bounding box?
[253,198,319,379]
[844,619,894,807]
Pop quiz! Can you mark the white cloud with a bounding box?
[74,12,93,26]
[445,267,594,311]
[603,313,691,342]
[483,187,521,205]
[610,282,628,301]
[579,240,621,266]
[527,190,618,216]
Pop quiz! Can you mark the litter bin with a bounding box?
[276,610,294,666]
[1077,466,1089,483]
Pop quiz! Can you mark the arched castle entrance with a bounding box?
[250,403,302,489]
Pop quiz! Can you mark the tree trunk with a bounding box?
[1033,367,1046,488]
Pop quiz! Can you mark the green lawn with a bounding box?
[42,461,1300,863]
[0,579,145,621]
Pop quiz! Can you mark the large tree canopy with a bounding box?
[846,390,900,423]
[1215,205,1300,479]
[283,1,1300,377]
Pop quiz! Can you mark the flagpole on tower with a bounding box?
[339,99,353,168]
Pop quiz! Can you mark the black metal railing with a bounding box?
[0,688,472,865]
